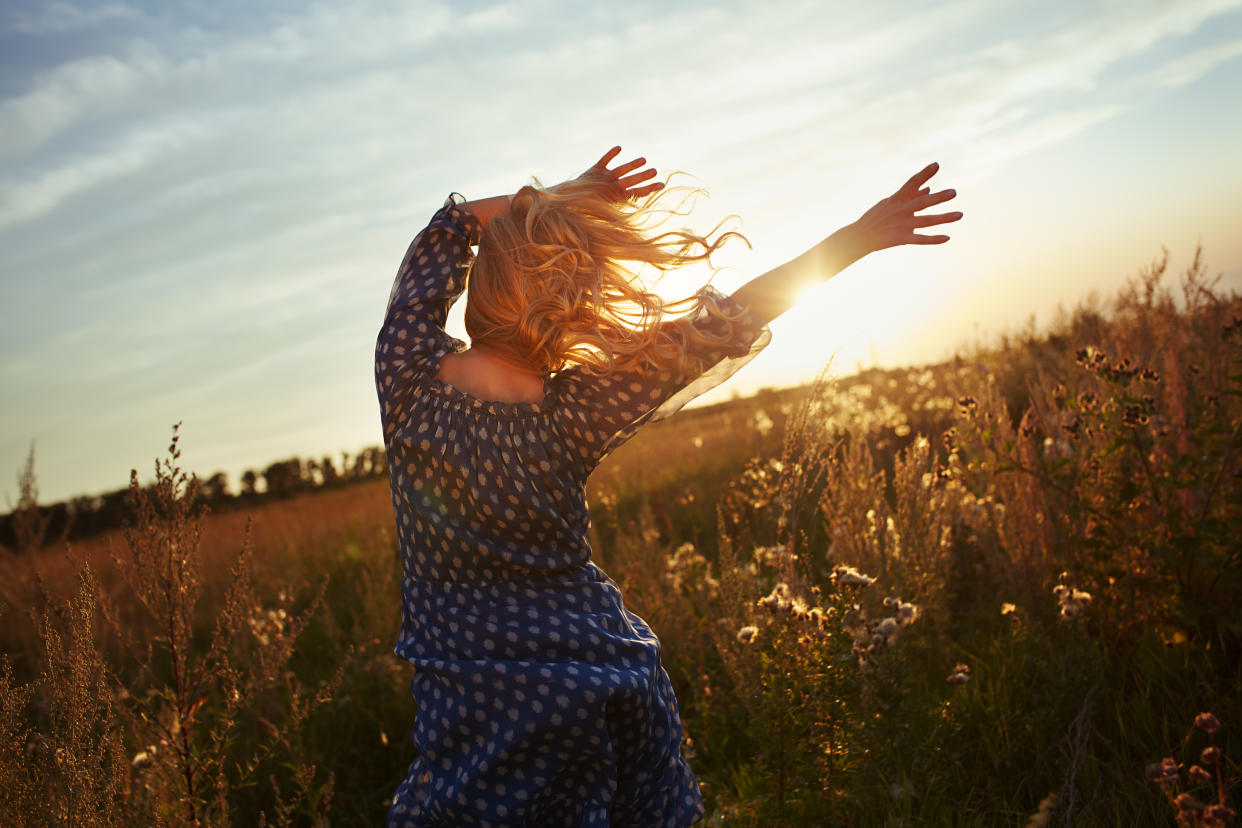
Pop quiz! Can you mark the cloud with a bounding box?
[1153,35,1242,86]
[0,52,162,161]
[0,120,204,230]
[4,0,1242,501]
[3,1,143,35]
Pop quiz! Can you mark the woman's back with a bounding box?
[436,349,547,405]
[377,192,768,826]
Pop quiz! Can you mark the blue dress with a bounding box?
[376,195,769,827]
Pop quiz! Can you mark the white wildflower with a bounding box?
[1054,579,1093,619]
[831,565,875,588]
[131,745,157,769]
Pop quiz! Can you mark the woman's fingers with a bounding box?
[609,156,648,178]
[617,167,658,190]
[897,162,940,198]
[593,146,622,170]
[911,210,963,229]
[911,188,956,211]
[580,147,663,200]
[906,233,952,244]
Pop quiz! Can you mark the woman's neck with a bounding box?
[470,343,543,377]
[436,345,547,404]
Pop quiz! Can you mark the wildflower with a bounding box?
[1025,792,1057,828]
[1195,712,1221,734]
[1121,404,1149,428]
[897,601,919,624]
[757,582,792,612]
[1001,602,1017,616]
[736,625,759,644]
[1054,579,1093,619]
[806,606,824,627]
[1189,764,1213,785]
[1201,746,1223,766]
[877,617,899,638]
[665,542,718,598]
[946,663,971,684]
[1042,436,1071,460]
[1175,792,1205,818]
[1146,757,1179,782]
[1205,804,1236,824]
[831,565,875,589]
[131,745,157,769]
[752,544,786,568]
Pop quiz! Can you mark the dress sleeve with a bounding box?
[555,286,771,472]
[375,194,482,417]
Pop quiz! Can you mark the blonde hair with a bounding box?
[463,171,751,377]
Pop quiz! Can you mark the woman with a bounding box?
[375,148,960,826]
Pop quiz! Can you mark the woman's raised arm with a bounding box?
[730,162,962,324]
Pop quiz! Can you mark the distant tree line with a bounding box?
[0,446,389,553]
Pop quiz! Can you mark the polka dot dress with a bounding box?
[376,195,769,827]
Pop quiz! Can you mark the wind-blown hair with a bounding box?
[463,171,751,377]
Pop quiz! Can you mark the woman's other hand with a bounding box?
[845,162,962,260]
[578,146,665,201]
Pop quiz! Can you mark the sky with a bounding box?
[2,0,1241,504]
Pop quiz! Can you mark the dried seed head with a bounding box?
[946,663,971,684]
[1189,765,1213,785]
[1205,804,1236,824]
[1201,746,1223,766]
[1175,792,1205,815]
[831,565,875,589]
[736,625,759,645]
[1146,757,1179,782]
[1195,712,1221,734]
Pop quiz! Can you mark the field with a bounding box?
[2,251,1240,826]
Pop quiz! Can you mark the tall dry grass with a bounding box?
[2,428,343,826]
[1,247,1239,825]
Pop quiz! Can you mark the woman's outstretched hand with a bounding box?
[845,162,962,260]
[730,162,961,324]
[577,146,665,201]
